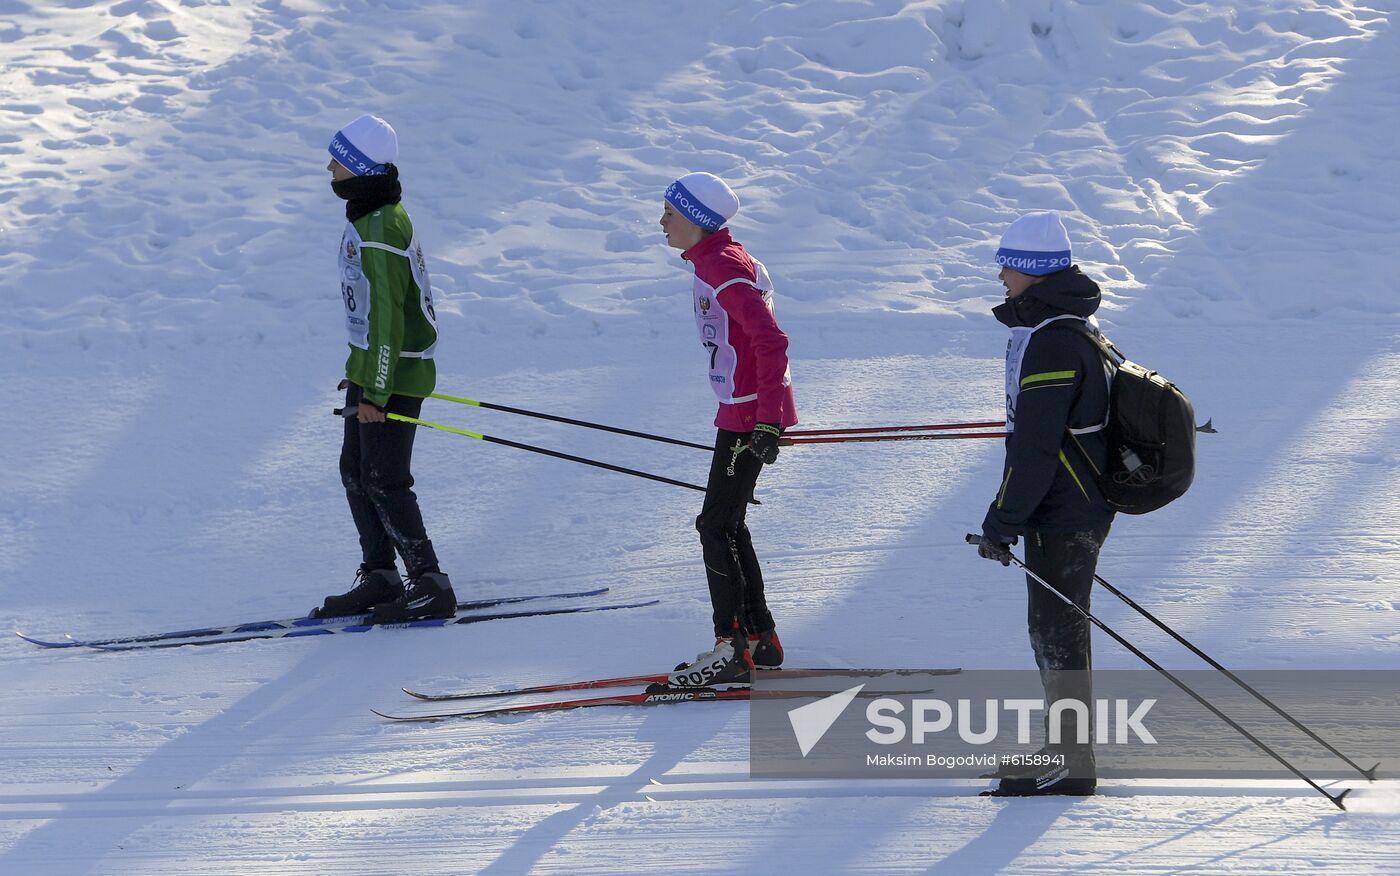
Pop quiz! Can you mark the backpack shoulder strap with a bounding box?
[1039,319,1118,451]
[1041,318,1125,365]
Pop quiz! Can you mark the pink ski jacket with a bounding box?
[682,229,797,432]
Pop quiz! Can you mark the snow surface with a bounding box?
[3,0,1399,873]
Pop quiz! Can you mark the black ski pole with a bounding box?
[1091,571,1378,781]
[430,391,713,452]
[963,534,1351,810]
[730,533,752,644]
[335,406,758,504]
[337,379,713,452]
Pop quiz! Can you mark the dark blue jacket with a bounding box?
[982,267,1115,540]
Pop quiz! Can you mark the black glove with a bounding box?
[977,533,1017,566]
[748,423,782,464]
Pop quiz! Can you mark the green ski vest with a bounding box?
[338,203,438,408]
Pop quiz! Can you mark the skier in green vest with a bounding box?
[311,114,457,623]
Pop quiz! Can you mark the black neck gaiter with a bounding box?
[331,164,402,222]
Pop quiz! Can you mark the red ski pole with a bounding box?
[785,420,1004,437]
[782,431,1006,446]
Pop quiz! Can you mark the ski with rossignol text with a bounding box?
[379,669,963,721]
[375,684,758,721]
[402,667,963,701]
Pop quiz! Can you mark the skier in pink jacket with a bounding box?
[659,172,798,687]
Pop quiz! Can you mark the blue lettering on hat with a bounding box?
[665,180,726,231]
[994,247,1072,276]
[328,131,386,177]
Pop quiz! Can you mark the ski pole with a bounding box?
[782,431,1007,446]
[335,406,757,504]
[962,534,1351,810]
[429,392,713,452]
[786,420,1004,437]
[1091,571,1379,781]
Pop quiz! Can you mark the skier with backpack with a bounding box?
[975,210,1113,797]
[658,172,797,688]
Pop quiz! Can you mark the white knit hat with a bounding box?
[996,211,1072,275]
[328,114,398,177]
[664,172,740,231]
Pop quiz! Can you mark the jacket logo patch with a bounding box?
[699,296,711,315]
[346,240,358,260]
[376,344,391,390]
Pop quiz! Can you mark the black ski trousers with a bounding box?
[341,382,440,577]
[697,428,776,640]
[1024,526,1110,763]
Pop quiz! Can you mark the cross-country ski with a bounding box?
[378,674,956,721]
[402,667,963,701]
[79,599,660,652]
[15,587,611,649]
[375,683,761,722]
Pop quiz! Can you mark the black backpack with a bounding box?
[1055,322,1197,515]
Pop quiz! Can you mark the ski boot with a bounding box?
[982,744,1096,797]
[369,571,458,623]
[982,763,1096,797]
[747,628,784,669]
[668,637,754,687]
[311,566,404,618]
